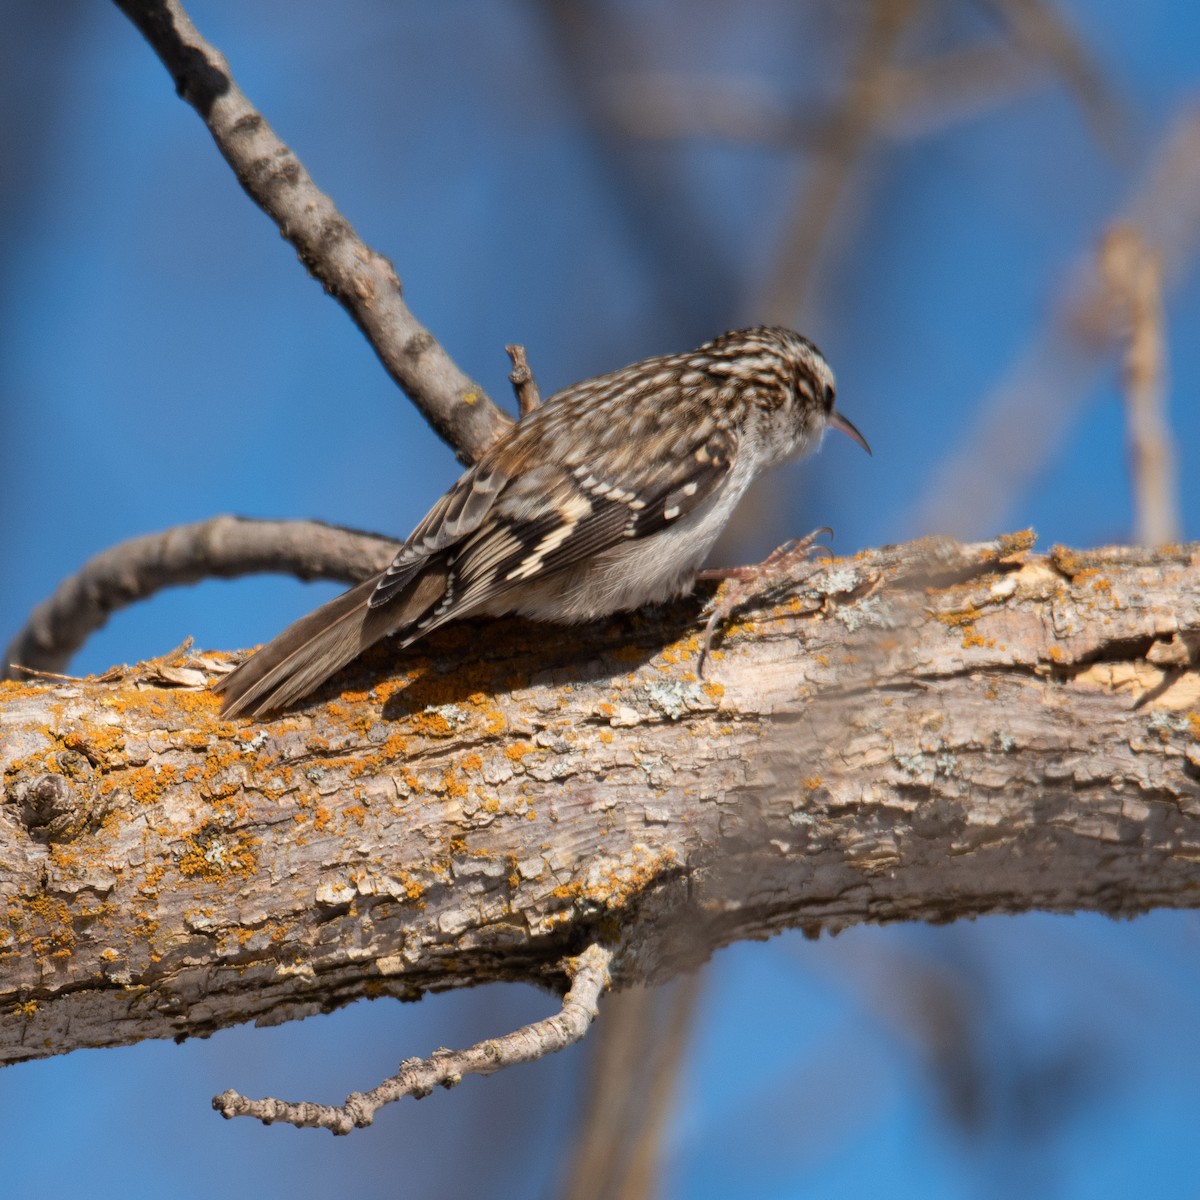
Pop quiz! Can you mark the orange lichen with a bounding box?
[177,831,259,881]
[376,731,409,759]
[505,743,534,762]
[1050,545,1087,576]
[121,763,178,805]
[21,894,76,960]
[137,864,167,897]
[406,710,455,738]
[933,602,985,628]
[441,768,468,800]
[960,624,995,649]
[998,529,1036,557]
[65,725,125,762]
[398,871,425,904]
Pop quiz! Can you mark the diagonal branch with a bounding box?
[2,516,398,678]
[758,0,919,325]
[213,943,612,1134]
[111,0,514,465]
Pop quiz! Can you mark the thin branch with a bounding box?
[213,943,613,1134]
[621,972,703,1200]
[1098,223,1178,546]
[559,974,704,1200]
[759,0,920,325]
[906,105,1200,539]
[506,343,543,415]
[111,0,514,465]
[603,47,1043,148]
[985,0,1127,158]
[2,516,398,678]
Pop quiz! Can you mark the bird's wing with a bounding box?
[370,458,509,607]
[423,424,737,625]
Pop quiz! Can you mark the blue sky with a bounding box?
[3,2,1200,1197]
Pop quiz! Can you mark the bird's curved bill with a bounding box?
[829,411,872,455]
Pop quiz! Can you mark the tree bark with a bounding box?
[2,532,1199,1066]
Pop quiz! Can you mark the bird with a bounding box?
[213,326,870,717]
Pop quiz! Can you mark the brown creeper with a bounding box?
[214,327,870,717]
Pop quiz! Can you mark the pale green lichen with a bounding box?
[642,680,713,720]
[834,595,895,633]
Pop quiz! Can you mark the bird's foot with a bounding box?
[696,527,834,675]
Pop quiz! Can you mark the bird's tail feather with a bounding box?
[214,567,447,718]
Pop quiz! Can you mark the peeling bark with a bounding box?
[2,533,1199,1066]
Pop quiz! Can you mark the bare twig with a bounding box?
[759,0,919,325]
[618,973,703,1199]
[506,343,543,415]
[535,0,738,334]
[986,0,1127,157]
[604,47,1042,148]
[2,516,399,678]
[111,0,513,465]
[558,975,703,1200]
[1098,224,1178,546]
[213,943,613,1134]
[906,106,1200,539]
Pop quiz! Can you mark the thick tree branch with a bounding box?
[3,534,1200,1072]
[2,517,398,678]
[112,0,514,464]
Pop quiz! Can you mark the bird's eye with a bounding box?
[823,384,835,412]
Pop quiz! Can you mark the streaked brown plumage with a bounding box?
[214,327,869,717]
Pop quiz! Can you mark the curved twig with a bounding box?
[112,0,515,466]
[2,516,398,677]
[212,943,613,1134]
